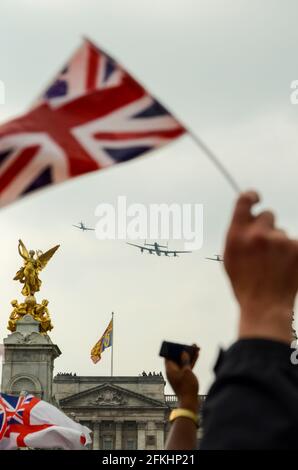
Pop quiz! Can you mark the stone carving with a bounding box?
[4,332,24,344]
[4,323,52,345]
[89,389,127,406]
[23,332,51,344]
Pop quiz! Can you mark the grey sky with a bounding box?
[0,0,298,394]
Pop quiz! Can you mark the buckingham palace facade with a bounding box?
[1,316,203,451]
[53,372,204,450]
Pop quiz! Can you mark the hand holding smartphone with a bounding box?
[159,341,199,367]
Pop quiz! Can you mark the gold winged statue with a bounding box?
[14,240,60,297]
[8,240,59,334]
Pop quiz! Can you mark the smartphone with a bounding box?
[159,341,198,366]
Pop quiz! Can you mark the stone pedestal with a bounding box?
[1,315,61,403]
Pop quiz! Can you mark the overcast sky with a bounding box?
[0,0,298,394]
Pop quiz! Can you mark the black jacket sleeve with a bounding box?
[200,338,298,449]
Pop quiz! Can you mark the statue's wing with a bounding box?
[13,267,24,281]
[37,245,60,270]
[18,239,29,259]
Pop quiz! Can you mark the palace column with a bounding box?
[155,421,165,450]
[93,422,100,450]
[115,421,123,449]
[137,421,146,450]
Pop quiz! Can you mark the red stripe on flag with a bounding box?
[61,75,145,126]
[0,146,39,193]
[93,128,185,141]
[86,45,99,91]
[22,396,40,426]
[7,423,53,447]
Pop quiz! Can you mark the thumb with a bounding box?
[181,351,191,369]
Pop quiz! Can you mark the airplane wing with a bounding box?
[85,227,95,231]
[160,250,192,254]
[205,257,223,261]
[73,225,81,229]
[126,243,153,251]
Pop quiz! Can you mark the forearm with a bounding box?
[238,305,293,344]
[165,417,197,450]
[165,397,199,450]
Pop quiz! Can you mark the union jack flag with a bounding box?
[0,393,91,449]
[0,39,185,207]
[0,393,43,447]
[0,401,6,440]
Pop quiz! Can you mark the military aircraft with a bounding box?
[205,254,224,262]
[73,222,95,232]
[126,241,192,257]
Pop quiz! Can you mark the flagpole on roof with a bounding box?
[111,312,114,377]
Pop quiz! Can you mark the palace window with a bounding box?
[125,439,137,450]
[146,435,156,446]
[102,421,114,430]
[124,421,136,430]
[102,438,113,450]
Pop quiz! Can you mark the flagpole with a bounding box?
[165,108,242,194]
[82,37,241,194]
[186,129,241,194]
[111,312,114,377]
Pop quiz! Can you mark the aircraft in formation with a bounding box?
[73,222,95,232]
[205,254,224,262]
[72,225,222,261]
[126,241,192,257]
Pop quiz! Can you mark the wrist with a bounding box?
[169,408,199,428]
[239,305,293,344]
[178,396,199,414]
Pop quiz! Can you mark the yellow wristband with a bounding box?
[169,408,199,427]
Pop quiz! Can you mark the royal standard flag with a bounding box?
[91,319,113,364]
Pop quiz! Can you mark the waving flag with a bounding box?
[0,393,91,450]
[0,401,6,440]
[91,318,113,364]
[0,39,185,207]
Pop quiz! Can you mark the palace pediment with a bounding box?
[59,383,167,409]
